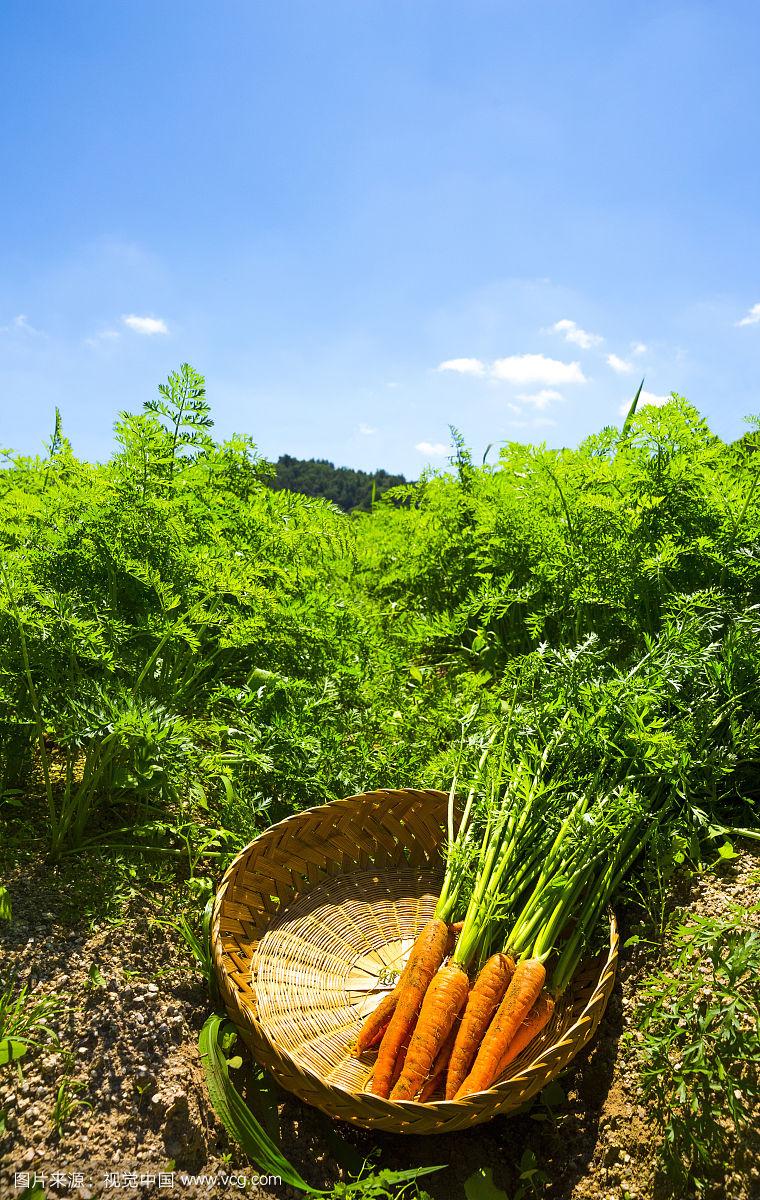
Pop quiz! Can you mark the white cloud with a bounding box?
[551,318,603,350]
[437,357,486,376]
[84,328,120,347]
[607,353,634,374]
[358,423,377,436]
[0,313,41,335]
[533,416,557,427]
[491,354,586,385]
[122,314,169,336]
[631,342,648,355]
[515,388,563,410]
[737,303,760,327]
[618,389,671,416]
[415,441,449,456]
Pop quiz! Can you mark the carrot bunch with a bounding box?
[354,723,574,1101]
[455,785,662,1099]
[356,756,661,1102]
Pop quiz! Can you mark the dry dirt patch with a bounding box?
[1,850,758,1200]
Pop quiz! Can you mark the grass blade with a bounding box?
[619,377,645,441]
[198,1013,318,1192]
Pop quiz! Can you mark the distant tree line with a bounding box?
[268,455,407,511]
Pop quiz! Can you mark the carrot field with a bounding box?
[1,368,759,1199]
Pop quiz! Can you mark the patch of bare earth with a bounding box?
[1,848,758,1200]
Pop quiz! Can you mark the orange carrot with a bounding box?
[494,992,555,1077]
[366,1011,419,1094]
[446,920,465,953]
[455,957,546,1099]
[418,1070,443,1104]
[354,918,461,1056]
[390,962,469,1100]
[389,1012,418,1091]
[419,1021,459,1103]
[445,952,514,1099]
[371,917,450,1098]
[354,989,398,1056]
[355,980,409,1056]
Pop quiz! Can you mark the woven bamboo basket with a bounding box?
[211,788,619,1135]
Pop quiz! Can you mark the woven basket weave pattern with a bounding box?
[211,788,618,1135]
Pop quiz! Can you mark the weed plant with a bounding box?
[0,972,63,1072]
[634,907,760,1195]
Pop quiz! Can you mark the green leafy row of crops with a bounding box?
[1,366,758,868]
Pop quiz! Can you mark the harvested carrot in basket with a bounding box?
[353,759,483,1072]
[495,991,555,1077]
[354,988,399,1056]
[368,726,660,1105]
[445,952,514,1099]
[378,729,575,1101]
[455,957,546,1098]
[389,1011,419,1092]
[419,1021,459,1103]
[359,753,497,1097]
[390,961,469,1100]
[355,917,465,1058]
[370,916,450,1098]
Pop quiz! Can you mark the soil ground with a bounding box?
[1,847,758,1200]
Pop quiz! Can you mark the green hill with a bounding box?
[268,454,406,511]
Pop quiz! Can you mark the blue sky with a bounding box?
[1,1,759,476]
